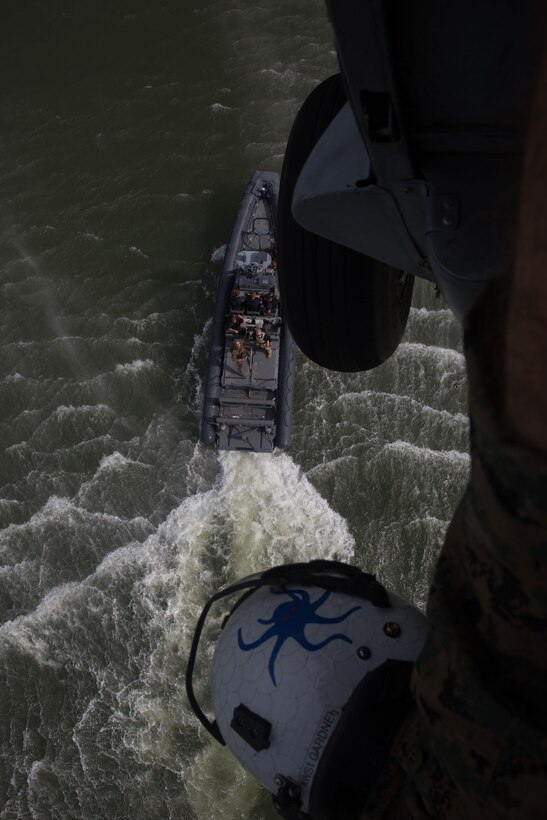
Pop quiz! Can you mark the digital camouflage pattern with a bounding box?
[361,34,547,820]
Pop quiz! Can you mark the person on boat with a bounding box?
[253,325,272,358]
[262,287,280,316]
[230,337,248,378]
[245,291,262,313]
[188,30,547,820]
[226,313,245,335]
[229,288,246,312]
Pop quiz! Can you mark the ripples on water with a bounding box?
[0,3,468,819]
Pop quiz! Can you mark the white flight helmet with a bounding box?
[186,560,428,820]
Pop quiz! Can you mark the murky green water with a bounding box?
[0,3,468,818]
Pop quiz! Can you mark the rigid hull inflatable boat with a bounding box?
[201,171,296,453]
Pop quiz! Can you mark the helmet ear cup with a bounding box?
[308,660,415,820]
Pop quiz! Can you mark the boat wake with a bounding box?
[0,447,354,820]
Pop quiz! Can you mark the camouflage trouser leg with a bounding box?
[361,39,547,820]
[412,46,547,820]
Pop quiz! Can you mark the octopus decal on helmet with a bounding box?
[237,587,361,685]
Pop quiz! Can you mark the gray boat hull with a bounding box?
[201,171,296,453]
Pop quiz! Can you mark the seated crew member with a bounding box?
[229,288,246,312]
[245,291,262,313]
[253,325,272,358]
[230,338,248,378]
[262,286,280,316]
[226,313,245,335]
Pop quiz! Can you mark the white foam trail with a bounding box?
[217,451,355,575]
[0,449,354,802]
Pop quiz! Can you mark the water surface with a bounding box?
[0,3,468,818]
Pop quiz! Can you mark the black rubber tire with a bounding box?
[278,74,414,372]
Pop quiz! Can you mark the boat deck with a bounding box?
[201,171,295,453]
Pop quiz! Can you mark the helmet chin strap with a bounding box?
[185,560,390,744]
